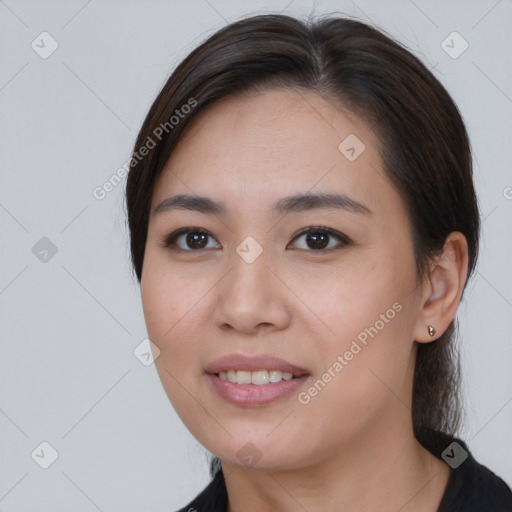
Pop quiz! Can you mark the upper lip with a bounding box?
[205,353,310,376]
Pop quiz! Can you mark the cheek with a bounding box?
[309,271,416,407]
[315,270,404,350]
[296,317,414,451]
[140,277,169,343]
[141,256,192,341]
[141,262,208,376]
[141,268,206,422]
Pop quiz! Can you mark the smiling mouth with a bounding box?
[207,370,309,407]
[215,369,302,385]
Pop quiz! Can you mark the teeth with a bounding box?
[217,369,296,385]
[251,370,269,385]
[236,371,252,384]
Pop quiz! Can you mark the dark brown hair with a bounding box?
[125,13,480,477]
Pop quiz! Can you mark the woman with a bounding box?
[125,13,512,512]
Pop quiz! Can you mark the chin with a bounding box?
[204,433,314,471]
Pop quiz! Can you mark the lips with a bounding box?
[204,353,310,376]
[205,353,311,406]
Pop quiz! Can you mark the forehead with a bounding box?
[151,88,397,221]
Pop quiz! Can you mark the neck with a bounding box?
[222,412,451,512]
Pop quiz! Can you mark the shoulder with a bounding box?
[174,470,227,512]
[430,432,512,512]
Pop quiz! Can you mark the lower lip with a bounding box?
[207,374,309,407]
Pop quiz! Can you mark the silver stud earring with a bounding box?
[427,325,436,337]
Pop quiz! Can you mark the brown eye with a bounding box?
[289,227,350,252]
[183,231,209,250]
[163,228,219,252]
[162,226,350,253]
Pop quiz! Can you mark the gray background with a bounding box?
[1,0,511,510]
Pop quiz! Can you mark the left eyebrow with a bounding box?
[271,192,373,216]
[152,192,373,217]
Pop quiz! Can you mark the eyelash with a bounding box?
[161,226,352,254]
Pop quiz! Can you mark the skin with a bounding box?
[140,88,469,512]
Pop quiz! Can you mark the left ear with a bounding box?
[413,231,469,343]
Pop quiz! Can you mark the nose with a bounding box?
[212,249,291,335]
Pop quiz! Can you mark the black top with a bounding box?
[175,432,512,511]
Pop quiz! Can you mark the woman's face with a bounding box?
[141,89,427,470]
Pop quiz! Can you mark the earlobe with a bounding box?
[414,232,469,343]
